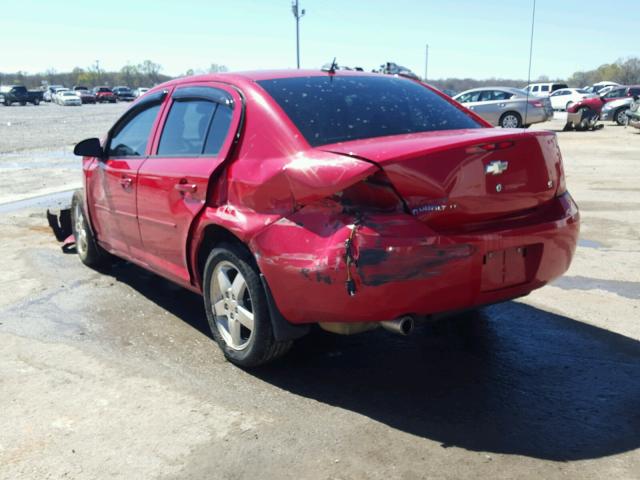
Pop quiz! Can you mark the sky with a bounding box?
[1,0,638,80]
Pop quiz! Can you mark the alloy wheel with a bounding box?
[74,202,88,258]
[502,114,520,128]
[210,261,255,350]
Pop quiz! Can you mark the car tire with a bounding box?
[499,112,522,128]
[203,244,292,368]
[71,190,109,268]
[33,99,40,106]
[4,100,10,106]
[614,108,628,126]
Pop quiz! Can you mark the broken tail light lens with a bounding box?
[335,171,406,213]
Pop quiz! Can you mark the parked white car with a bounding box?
[523,82,568,97]
[584,81,620,94]
[55,90,82,106]
[134,87,149,97]
[52,88,70,103]
[548,88,595,111]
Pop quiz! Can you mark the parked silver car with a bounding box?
[600,97,634,125]
[454,87,553,128]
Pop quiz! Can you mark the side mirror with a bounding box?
[74,137,104,158]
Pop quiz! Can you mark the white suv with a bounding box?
[524,82,568,97]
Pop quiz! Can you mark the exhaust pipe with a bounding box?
[380,316,414,336]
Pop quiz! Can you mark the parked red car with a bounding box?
[72,70,579,367]
[566,85,631,116]
[92,86,117,103]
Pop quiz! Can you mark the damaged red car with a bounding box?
[72,70,579,367]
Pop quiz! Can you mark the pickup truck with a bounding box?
[0,85,43,106]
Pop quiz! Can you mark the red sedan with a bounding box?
[71,70,579,367]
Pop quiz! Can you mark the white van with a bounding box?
[524,82,568,97]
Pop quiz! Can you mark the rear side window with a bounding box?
[108,104,161,157]
[157,100,233,156]
[628,87,640,97]
[258,76,480,147]
[541,85,550,92]
[158,100,216,155]
[204,104,233,155]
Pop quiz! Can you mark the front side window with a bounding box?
[108,104,161,157]
[258,76,480,147]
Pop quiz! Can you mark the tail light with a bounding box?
[334,171,406,213]
[528,100,544,108]
[466,141,514,154]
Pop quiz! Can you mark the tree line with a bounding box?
[0,60,228,89]
[429,57,640,93]
[2,57,638,92]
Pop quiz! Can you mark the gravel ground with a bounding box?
[0,107,639,480]
[0,102,127,204]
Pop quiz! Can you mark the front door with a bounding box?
[136,84,241,284]
[88,97,165,259]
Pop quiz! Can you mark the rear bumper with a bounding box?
[524,108,552,124]
[253,193,580,324]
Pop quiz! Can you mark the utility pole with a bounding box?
[291,0,306,69]
[424,44,429,81]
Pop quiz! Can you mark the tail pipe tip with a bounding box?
[380,316,415,336]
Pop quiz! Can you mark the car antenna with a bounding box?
[321,58,338,74]
[523,0,536,130]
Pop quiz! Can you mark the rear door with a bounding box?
[476,90,513,125]
[88,91,167,259]
[136,83,241,284]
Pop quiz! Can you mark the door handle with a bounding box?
[119,177,133,188]
[174,182,197,193]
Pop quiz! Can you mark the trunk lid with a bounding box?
[320,128,563,231]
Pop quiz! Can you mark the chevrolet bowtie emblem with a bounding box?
[485,160,509,175]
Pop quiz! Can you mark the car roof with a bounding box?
[152,69,403,92]
[456,86,525,95]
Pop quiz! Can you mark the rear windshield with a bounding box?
[257,76,481,147]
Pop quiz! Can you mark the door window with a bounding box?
[479,90,511,101]
[540,85,550,92]
[157,100,233,156]
[108,104,161,157]
[456,91,482,103]
[204,104,233,155]
[158,100,216,155]
[603,88,624,99]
